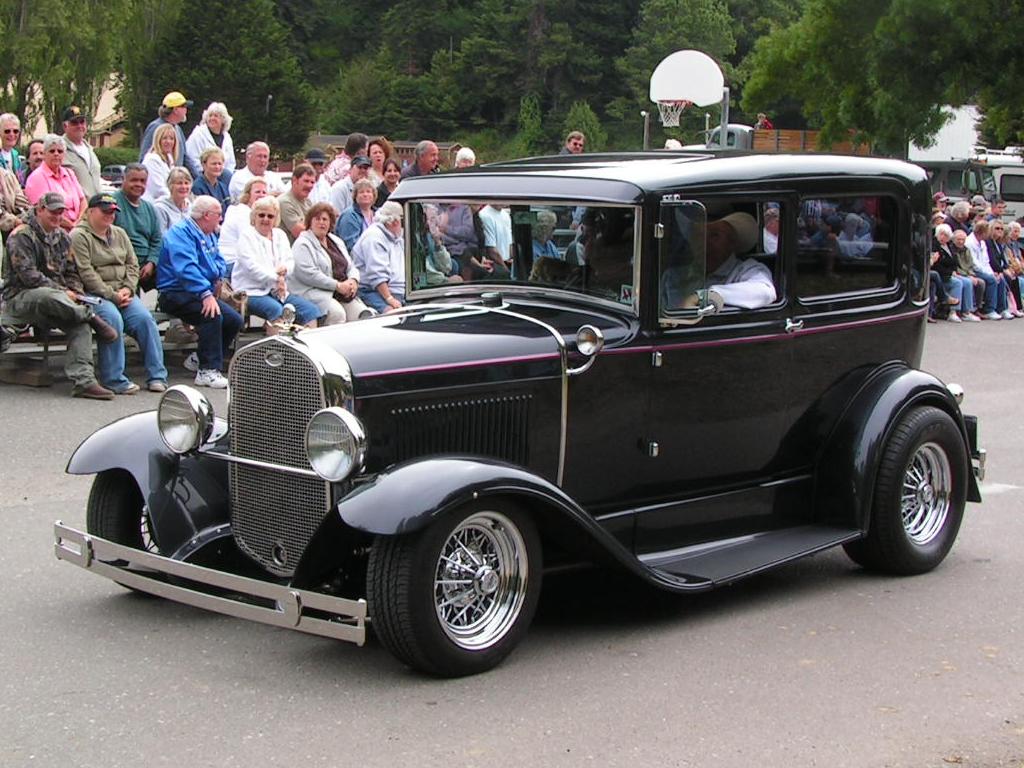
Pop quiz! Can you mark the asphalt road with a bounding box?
[1,325,1022,768]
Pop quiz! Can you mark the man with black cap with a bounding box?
[305,147,332,205]
[61,106,102,198]
[71,193,168,393]
[329,154,371,216]
[139,91,192,166]
[2,192,119,399]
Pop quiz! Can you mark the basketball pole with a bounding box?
[721,86,730,140]
[641,110,650,151]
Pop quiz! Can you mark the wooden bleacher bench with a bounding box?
[0,308,198,387]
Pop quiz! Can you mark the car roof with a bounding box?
[390,152,928,206]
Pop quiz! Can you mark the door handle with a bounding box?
[785,318,804,333]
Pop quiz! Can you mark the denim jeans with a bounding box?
[93,296,168,389]
[247,292,323,325]
[158,290,242,371]
[944,274,974,312]
[359,286,404,314]
[975,271,1001,313]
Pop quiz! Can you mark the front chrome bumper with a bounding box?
[53,521,366,645]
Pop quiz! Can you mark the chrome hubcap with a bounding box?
[901,442,951,545]
[434,511,528,650]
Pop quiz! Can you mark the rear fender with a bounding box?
[66,411,231,558]
[814,364,979,531]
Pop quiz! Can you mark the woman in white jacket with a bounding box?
[289,202,371,324]
[218,176,267,277]
[184,102,236,180]
[231,196,322,332]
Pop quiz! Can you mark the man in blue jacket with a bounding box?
[156,196,241,388]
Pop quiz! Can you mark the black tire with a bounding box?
[86,470,157,569]
[844,406,967,575]
[367,499,542,677]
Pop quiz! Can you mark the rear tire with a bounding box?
[844,406,967,574]
[367,499,541,677]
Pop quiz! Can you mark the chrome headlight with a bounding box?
[305,407,367,482]
[158,385,214,454]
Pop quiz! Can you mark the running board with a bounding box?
[640,525,862,587]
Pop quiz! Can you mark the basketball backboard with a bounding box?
[649,50,725,107]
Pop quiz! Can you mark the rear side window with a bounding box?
[796,196,898,298]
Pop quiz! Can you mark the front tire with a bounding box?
[86,469,157,560]
[367,499,542,677]
[844,406,967,574]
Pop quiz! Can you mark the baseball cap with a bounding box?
[162,91,193,109]
[304,147,327,164]
[351,155,371,168]
[39,192,66,212]
[62,105,86,123]
[971,194,987,207]
[932,191,948,203]
[87,193,120,212]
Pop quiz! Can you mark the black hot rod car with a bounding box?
[55,151,984,677]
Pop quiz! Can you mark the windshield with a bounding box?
[407,201,638,306]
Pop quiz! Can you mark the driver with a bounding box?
[666,211,777,311]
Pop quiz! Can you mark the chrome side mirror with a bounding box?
[567,325,604,376]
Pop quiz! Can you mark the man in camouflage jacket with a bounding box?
[2,192,119,399]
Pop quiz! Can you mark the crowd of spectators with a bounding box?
[927,191,1024,323]
[0,90,517,400]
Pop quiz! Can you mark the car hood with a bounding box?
[299,302,565,395]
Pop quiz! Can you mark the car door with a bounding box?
[634,196,795,556]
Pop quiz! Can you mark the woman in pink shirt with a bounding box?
[24,134,86,231]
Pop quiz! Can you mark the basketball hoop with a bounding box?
[657,100,691,127]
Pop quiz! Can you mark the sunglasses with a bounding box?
[255,213,275,220]
[3,128,20,135]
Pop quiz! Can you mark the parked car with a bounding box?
[100,164,127,189]
[56,152,985,677]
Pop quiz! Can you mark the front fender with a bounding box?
[815,364,979,532]
[67,411,231,559]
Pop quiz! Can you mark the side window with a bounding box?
[659,199,782,320]
[1000,173,1024,202]
[796,196,898,298]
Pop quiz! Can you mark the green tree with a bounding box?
[130,0,313,153]
[516,94,545,155]
[742,0,968,154]
[0,0,130,131]
[613,0,735,122]
[562,100,606,152]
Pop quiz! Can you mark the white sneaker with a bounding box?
[194,369,228,389]
[984,311,1002,320]
[182,351,199,372]
[963,312,981,322]
[947,312,962,323]
[1002,310,1015,320]
[1014,310,1024,318]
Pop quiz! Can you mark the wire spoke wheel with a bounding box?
[433,511,529,650]
[368,500,541,676]
[899,442,951,545]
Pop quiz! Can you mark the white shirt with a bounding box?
[142,153,173,202]
[184,123,236,179]
[218,203,252,267]
[329,177,355,215]
[479,206,513,263]
[229,166,285,201]
[965,232,993,276]
[706,255,777,309]
[232,227,294,296]
[763,227,778,254]
[309,176,332,205]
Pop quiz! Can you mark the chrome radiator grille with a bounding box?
[228,341,329,577]
[391,395,531,466]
